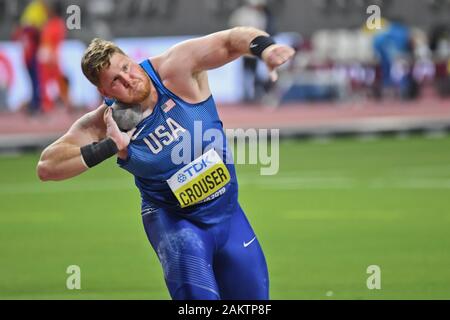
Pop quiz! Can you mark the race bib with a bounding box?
[167,149,231,208]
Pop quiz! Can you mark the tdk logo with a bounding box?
[177,174,187,183]
[182,156,214,177]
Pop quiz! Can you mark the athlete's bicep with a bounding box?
[56,104,107,147]
[165,30,241,74]
[37,105,109,181]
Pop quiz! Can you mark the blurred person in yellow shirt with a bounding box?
[12,0,48,114]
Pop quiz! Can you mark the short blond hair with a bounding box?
[81,38,125,86]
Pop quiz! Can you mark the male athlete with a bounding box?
[37,27,294,299]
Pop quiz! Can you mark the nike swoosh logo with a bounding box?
[243,236,256,248]
[250,43,258,49]
[131,124,146,141]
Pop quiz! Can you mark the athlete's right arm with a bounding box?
[37,104,131,181]
[36,105,108,181]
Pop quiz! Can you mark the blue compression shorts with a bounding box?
[141,203,269,300]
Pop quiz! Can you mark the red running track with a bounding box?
[1,97,450,135]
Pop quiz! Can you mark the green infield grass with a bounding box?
[1,135,449,299]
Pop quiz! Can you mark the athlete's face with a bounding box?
[98,53,151,105]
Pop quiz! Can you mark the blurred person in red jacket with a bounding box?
[38,1,72,112]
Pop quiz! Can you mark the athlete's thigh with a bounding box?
[142,207,219,299]
[214,205,269,300]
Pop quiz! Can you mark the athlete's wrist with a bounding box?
[80,137,118,168]
[249,35,276,59]
[108,131,131,151]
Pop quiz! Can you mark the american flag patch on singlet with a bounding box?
[162,99,176,113]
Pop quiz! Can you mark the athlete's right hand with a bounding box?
[103,108,136,151]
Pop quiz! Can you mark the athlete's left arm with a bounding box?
[160,27,295,97]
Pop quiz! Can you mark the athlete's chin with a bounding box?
[118,90,147,105]
[129,91,149,104]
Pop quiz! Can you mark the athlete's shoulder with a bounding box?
[147,54,211,104]
[145,55,168,79]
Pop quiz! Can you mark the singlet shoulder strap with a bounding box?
[139,59,173,97]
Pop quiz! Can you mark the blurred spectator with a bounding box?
[12,0,48,114]
[429,25,450,97]
[38,1,72,113]
[372,18,418,100]
[229,0,275,103]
